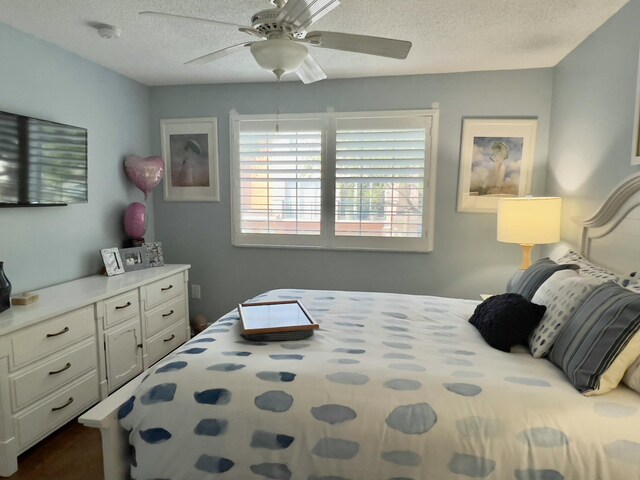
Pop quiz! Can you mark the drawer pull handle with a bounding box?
[162,310,175,318]
[115,301,132,310]
[161,284,173,292]
[46,327,69,338]
[49,362,72,375]
[163,334,176,343]
[51,397,74,412]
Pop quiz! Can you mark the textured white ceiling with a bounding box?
[0,0,630,86]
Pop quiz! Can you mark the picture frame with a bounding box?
[100,248,125,276]
[144,242,165,267]
[632,47,640,166]
[161,117,220,202]
[457,118,538,213]
[120,247,150,272]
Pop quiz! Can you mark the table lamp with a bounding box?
[497,197,562,270]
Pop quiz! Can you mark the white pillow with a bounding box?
[556,249,618,281]
[528,270,603,358]
[554,250,640,292]
[623,356,640,393]
[627,283,640,294]
[619,271,640,293]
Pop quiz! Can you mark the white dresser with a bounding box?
[0,264,190,477]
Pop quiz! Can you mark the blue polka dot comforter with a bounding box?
[119,289,640,479]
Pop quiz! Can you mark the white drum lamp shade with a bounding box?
[497,197,562,269]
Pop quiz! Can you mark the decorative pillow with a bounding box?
[623,356,640,393]
[619,271,640,293]
[506,257,579,301]
[529,270,604,358]
[556,249,619,281]
[548,281,640,395]
[505,269,523,293]
[469,293,546,352]
[627,283,640,294]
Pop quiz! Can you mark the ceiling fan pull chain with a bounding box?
[276,77,281,133]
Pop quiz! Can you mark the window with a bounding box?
[231,110,438,252]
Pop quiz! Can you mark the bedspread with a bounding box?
[119,289,640,479]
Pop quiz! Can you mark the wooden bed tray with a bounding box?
[78,172,640,480]
[238,300,318,339]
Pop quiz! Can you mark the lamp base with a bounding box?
[519,244,535,270]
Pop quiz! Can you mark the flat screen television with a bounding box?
[0,110,88,206]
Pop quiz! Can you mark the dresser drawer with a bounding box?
[143,272,184,310]
[145,296,186,338]
[103,290,140,329]
[10,306,96,370]
[15,371,99,449]
[146,321,188,366]
[10,340,97,412]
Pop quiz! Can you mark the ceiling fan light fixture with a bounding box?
[250,39,308,76]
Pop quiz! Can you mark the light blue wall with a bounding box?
[0,23,152,293]
[151,70,554,320]
[2,0,636,323]
[547,0,640,242]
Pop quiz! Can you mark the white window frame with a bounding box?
[230,109,439,253]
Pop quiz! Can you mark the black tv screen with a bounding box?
[0,110,88,206]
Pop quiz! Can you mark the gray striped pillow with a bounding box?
[548,281,640,395]
[506,258,579,301]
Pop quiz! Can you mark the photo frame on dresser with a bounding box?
[120,247,150,272]
[100,248,125,276]
[144,242,165,267]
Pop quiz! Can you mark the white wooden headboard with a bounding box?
[575,172,640,274]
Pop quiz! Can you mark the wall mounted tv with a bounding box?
[0,110,88,206]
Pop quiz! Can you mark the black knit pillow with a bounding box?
[469,293,547,352]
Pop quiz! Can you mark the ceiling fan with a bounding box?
[140,0,412,84]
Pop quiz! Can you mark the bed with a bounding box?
[80,172,640,480]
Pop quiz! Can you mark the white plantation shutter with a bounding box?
[232,111,437,252]
[237,119,323,240]
[335,116,429,239]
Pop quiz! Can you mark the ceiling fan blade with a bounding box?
[294,54,327,84]
[238,27,267,39]
[185,42,256,65]
[139,11,247,29]
[304,31,412,59]
[276,0,341,33]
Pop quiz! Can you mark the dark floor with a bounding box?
[7,419,103,480]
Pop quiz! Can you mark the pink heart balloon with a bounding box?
[124,156,164,199]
